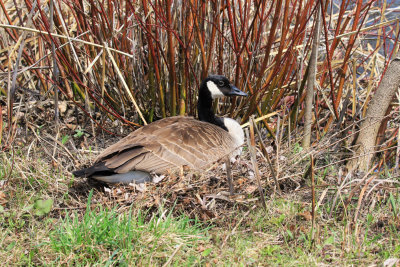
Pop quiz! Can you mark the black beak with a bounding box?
[226,84,248,96]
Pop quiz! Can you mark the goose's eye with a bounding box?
[218,81,225,87]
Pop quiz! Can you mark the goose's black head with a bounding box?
[197,75,247,130]
[199,75,247,100]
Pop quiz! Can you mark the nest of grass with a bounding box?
[2,97,400,227]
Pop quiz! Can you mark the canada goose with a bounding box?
[73,75,247,190]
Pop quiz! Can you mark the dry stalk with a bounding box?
[329,171,352,218]
[396,90,400,171]
[101,47,106,106]
[310,154,316,247]
[253,118,281,194]
[45,133,77,164]
[250,117,266,207]
[104,44,147,125]
[162,243,183,267]
[83,50,103,75]
[276,116,281,181]
[342,165,377,213]
[302,2,321,149]
[0,24,134,58]
[353,174,378,224]
[0,103,3,146]
[49,0,59,124]
[336,18,398,38]
[245,118,266,210]
[8,2,37,144]
[224,156,234,195]
[51,129,60,159]
[27,124,59,165]
[240,111,278,128]
[352,59,357,117]
[316,187,329,211]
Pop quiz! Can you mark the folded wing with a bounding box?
[90,116,237,175]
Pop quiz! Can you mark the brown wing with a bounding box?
[95,116,237,174]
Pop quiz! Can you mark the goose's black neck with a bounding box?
[197,80,228,131]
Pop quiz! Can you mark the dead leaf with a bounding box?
[15,112,25,119]
[383,258,399,267]
[64,117,74,123]
[66,123,77,130]
[58,101,67,114]
[244,185,258,194]
[248,170,254,179]
[197,245,205,252]
[237,178,246,185]
[201,212,210,221]
[154,195,160,205]
[51,160,58,168]
[298,211,312,221]
[0,191,7,205]
[153,174,165,183]
[129,183,147,192]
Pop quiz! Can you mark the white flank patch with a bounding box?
[223,118,244,146]
[222,118,245,160]
[207,81,224,98]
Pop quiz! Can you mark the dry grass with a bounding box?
[1,110,400,265]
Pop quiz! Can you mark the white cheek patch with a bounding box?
[207,81,224,99]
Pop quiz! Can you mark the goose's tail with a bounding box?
[73,162,152,184]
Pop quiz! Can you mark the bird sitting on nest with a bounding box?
[73,75,247,194]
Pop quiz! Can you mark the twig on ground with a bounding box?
[246,116,266,210]
[225,156,234,195]
[316,187,329,211]
[162,243,183,267]
[253,118,281,194]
